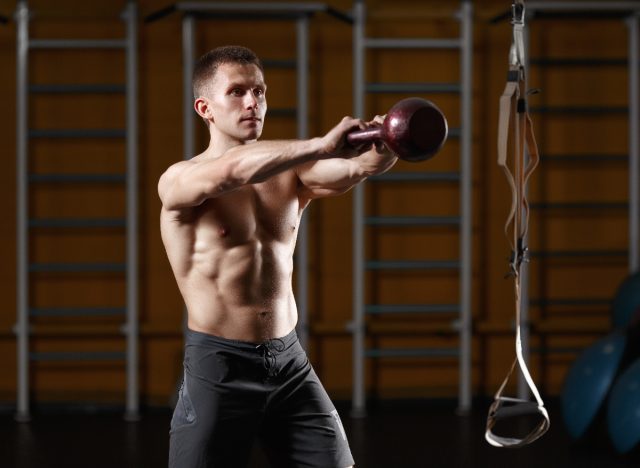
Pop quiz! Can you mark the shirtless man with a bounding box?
[159,45,398,468]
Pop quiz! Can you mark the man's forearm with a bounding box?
[351,149,398,179]
[223,138,326,186]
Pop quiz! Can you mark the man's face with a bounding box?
[205,62,267,142]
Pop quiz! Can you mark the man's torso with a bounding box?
[160,168,307,342]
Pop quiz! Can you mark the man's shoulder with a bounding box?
[165,158,196,173]
[157,160,195,204]
[159,159,196,184]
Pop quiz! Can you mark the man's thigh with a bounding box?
[169,352,264,468]
[261,352,355,468]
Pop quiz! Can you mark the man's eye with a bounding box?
[231,88,243,96]
[254,88,264,97]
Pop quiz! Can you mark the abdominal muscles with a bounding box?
[182,233,296,341]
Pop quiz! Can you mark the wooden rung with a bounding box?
[368,322,457,335]
[30,324,123,337]
[2,324,185,339]
[475,319,609,335]
[534,318,609,334]
[475,321,514,334]
[310,322,350,335]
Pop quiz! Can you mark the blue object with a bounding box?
[612,271,640,328]
[607,357,640,453]
[561,331,627,440]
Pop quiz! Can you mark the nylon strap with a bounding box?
[485,2,550,447]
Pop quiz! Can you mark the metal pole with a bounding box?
[182,13,195,161]
[628,14,640,272]
[458,0,473,414]
[295,15,310,350]
[15,0,30,423]
[124,0,140,422]
[351,0,366,418]
[180,14,196,340]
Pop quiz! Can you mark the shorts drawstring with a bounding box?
[256,338,286,378]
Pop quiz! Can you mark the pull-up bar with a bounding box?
[145,2,351,23]
[491,1,640,22]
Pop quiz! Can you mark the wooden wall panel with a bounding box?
[0,0,634,406]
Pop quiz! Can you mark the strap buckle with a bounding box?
[505,239,529,278]
[509,1,526,67]
[511,0,525,27]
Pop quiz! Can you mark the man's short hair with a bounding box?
[192,45,263,98]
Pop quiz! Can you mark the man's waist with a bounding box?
[184,326,299,350]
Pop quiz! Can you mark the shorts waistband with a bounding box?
[184,327,299,352]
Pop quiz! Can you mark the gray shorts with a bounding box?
[168,328,354,468]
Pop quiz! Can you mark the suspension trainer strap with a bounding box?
[485,0,550,448]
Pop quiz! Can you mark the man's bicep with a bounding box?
[159,161,232,210]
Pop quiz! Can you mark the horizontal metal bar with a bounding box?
[29,129,126,138]
[30,352,126,362]
[365,216,460,227]
[527,1,640,12]
[489,4,640,22]
[534,10,640,19]
[531,106,628,114]
[531,249,628,258]
[29,218,126,228]
[29,84,126,94]
[29,263,126,273]
[365,304,459,314]
[366,260,459,270]
[183,12,309,21]
[530,57,626,67]
[176,1,330,14]
[30,39,127,49]
[324,6,352,24]
[364,38,461,49]
[530,201,628,210]
[529,347,584,355]
[369,172,460,182]
[29,173,126,183]
[541,154,628,162]
[366,82,460,94]
[529,298,611,307]
[366,348,460,358]
[30,307,126,317]
[146,2,352,23]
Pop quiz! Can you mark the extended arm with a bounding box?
[295,116,399,199]
[158,117,365,210]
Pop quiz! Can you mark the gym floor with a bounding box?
[2,399,639,468]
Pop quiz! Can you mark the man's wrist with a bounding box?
[308,137,330,160]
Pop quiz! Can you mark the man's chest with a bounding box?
[197,174,301,242]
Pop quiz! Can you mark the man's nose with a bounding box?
[244,93,258,109]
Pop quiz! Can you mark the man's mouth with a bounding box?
[241,116,261,122]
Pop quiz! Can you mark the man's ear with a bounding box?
[194,97,213,122]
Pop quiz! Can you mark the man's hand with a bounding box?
[318,116,367,159]
[360,114,394,161]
